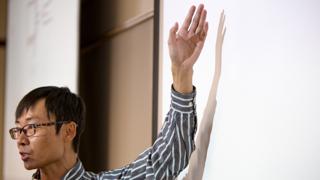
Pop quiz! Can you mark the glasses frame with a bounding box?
[9,121,71,140]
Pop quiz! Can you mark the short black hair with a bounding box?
[15,86,86,153]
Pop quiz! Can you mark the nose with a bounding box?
[16,132,30,146]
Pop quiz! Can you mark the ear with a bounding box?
[63,121,77,143]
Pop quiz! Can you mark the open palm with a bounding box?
[168,4,209,70]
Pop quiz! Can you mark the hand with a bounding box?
[211,10,226,98]
[168,4,209,93]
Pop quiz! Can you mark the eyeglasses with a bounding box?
[9,121,70,140]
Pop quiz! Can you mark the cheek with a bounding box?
[29,131,64,161]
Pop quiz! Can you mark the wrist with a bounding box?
[172,66,193,94]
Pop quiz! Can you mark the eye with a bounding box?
[11,128,21,133]
[25,124,36,129]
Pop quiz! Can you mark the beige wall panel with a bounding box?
[0,47,5,180]
[106,19,153,169]
[0,0,7,39]
[115,0,154,24]
[80,0,154,51]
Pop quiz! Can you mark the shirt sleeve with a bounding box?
[97,86,197,180]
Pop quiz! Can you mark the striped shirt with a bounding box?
[32,88,197,180]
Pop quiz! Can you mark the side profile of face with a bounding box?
[15,98,65,170]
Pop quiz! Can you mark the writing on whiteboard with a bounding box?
[26,0,54,56]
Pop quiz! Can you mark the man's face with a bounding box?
[15,99,65,170]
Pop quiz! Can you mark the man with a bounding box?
[9,4,208,180]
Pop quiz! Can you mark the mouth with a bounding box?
[19,152,31,161]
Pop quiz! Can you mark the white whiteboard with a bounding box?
[4,0,79,179]
[162,0,320,179]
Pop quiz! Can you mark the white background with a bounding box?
[4,0,79,179]
[162,0,320,179]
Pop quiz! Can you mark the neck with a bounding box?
[39,152,77,180]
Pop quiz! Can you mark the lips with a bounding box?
[19,152,31,161]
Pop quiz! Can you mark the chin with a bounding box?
[24,165,36,170]
[23,160,37,170]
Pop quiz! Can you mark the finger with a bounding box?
[189,4,204,33]
[221,9,225,19]
[220,14,226,44]
[195,9,207,34]
[202,21,209,41]
[214,31,225,78]
[188,42,204,65]
[189,23,208,64]
[221,27,226,44]
[222,11,225,22]
[222,13,225,29]
[168,22,179,45]
[218,10,225,33]
[190,21,208,44]
[222,12,226,28]
[178,5,196,35]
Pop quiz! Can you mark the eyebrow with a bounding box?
[15,117,36,124]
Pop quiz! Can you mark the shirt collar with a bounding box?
[32,160,85,180]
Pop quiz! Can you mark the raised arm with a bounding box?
[95,4,209,180]
[147,4,209,178]
[169,4,208,94]
[143,5,209,178]
[183,10,226,180]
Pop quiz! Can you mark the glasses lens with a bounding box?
[9,128,19,139]
[24,124,36,137]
